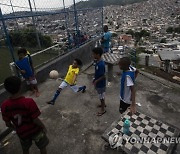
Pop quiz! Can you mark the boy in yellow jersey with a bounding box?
[47,59,86,105]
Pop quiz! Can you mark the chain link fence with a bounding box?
[0,0,103,84]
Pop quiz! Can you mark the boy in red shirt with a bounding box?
[1,76,49,154]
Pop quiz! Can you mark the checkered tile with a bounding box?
[102,53,122,64]
[106,111,178,154]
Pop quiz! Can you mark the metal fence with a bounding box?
[0,0,103,84]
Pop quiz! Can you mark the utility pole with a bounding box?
[73,0,80,46]
[0,8,16,62]
[63,0,70,46]
[10,0,19,31]
[28,0,41,49]
[101,0,104,34]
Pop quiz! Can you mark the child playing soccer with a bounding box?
[119,57,136,115]
[15,48,40,97]
[92,47,106,116]
[47,59,86,105]
[1,76,49,154]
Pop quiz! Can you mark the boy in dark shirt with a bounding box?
[1,76,49,154]
[92,47,106,116]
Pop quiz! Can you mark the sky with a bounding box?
[0,0,83,14]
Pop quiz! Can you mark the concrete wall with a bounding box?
[0,37,99,104]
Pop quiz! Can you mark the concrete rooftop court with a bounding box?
[0,63,180,154]
[0,39,180,154]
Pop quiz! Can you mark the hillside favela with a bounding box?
[0,0,180,154]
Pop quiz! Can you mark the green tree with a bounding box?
[126,29,134,37]
[160,38,166,43]
[166,27,174,33]
[10,28,52,48]
[134,32,141,42]
[140,29,150,37]
[174,26,180,33]
[76,0,148,8]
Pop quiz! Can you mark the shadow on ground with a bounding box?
[0,65,180,154]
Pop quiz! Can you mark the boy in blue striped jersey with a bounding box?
[119,57,136,115]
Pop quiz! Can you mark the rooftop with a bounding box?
[0,65,180,154]
[158,48,180,61]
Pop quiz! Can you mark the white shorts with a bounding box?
[26,78,37,85]
[59,81,79,93]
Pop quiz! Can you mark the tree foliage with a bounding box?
[126,29,134,37]
[9,28,52,48]
[75,0,147,8]
[126,29,150,42]
[160,38,167,43]
[166,26,180,34]
[166,27,174,33]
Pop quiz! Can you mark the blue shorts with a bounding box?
[95,87,106,94]
[103,47,109,53]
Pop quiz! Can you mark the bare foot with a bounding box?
[35,91,40,97]
[97,104,107,108]
[29,90,35,96]
[97,110,106,116]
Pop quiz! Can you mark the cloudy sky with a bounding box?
[0,0,83,14]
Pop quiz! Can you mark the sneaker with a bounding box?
[46,100,55,105]
[82,86,86,93]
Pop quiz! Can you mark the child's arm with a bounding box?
[71,67,79,85]
[14,63,26,74]
[28,55,35,74]
[93,75,106,86]
[5,121,15,130]
[135,69,139,79]
[130,85,136,114]
[33,118,47,133]
[93,64,106,86]
[30,62,35,74]
[72,74,77,85]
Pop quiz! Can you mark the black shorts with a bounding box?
[19,131,49,151]
[119,100,131,114]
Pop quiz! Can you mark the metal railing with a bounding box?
[0,0,103,84]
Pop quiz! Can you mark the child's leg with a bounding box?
[51,88,62,102]
[47,81,67,105]
[100,98,105,112]
[29,78,40,97]
[26,80,35,94]
[33,84,40,97]
[97,87,106,107]
[78,85,86,93]
[97,89,106,116]
[97,97,106,107]
[23,150,30,154]
[40,147,47,154]
[119,100,130,114]
[34,132,49,154]
[19,138,31,154]
[71,85,86,93]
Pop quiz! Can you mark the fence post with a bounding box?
[101,0,104,33]
[73,0,80,46]
[10,0,19,31]
[0,8,16,62]
[63,0,70,47]
[28,0,41,49]
[145,55,149,66]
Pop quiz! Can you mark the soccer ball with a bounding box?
[49,70,59,79]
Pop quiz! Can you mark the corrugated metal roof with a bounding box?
[158,48,180,61]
